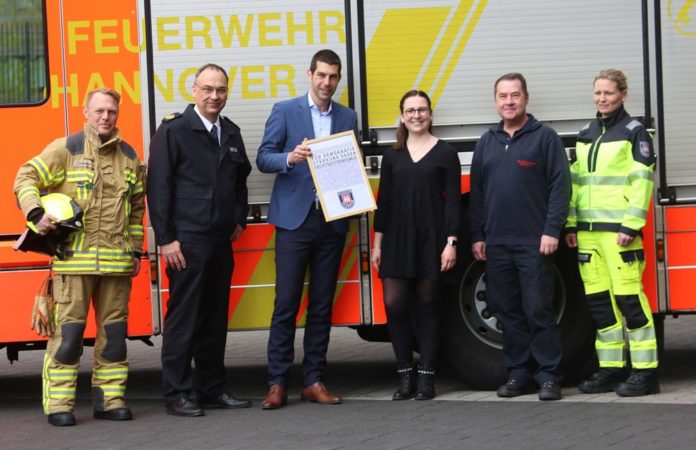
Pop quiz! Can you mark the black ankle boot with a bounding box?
[415,365,435,400]
[392,365,416,400]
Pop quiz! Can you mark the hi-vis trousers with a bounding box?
[43,274,131,414]
[576,231,658,370]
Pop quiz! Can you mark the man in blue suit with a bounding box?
[256,49,358,409]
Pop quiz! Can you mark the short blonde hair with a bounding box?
[85,88,121,107]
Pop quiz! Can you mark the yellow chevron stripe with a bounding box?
[366,6,450,127]
[426,0,489,107]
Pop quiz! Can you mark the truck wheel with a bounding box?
[443,247,595,389]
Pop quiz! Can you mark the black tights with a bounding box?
[382,277,441,368]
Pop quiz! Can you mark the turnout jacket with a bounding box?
[566,106,655,236]
[147,104,251,245]
[14,124,146,274]
[469,114,570,246]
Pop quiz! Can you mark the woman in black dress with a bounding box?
[371,90,461,400]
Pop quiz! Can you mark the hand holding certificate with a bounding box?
[306,130,377,221]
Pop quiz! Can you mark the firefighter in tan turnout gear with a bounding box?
[13,88,146,426]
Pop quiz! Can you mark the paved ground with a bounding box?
[3,316,696,449]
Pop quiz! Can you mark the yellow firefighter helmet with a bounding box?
[13,193,84,258]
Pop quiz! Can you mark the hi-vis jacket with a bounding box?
[566,107,655,236]
[14,124,146,274]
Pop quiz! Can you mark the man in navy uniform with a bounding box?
[148,63,251,416]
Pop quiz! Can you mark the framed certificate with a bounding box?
[306,130,377,221]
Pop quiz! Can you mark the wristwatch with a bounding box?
[446,238,458,247]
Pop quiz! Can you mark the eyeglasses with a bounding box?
[403,107,430,116]
[195,84,228,96]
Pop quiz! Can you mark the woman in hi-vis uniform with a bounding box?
[565,69,658,397]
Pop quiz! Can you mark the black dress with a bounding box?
[373,139,461,283]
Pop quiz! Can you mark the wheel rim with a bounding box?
[457,262,567,349]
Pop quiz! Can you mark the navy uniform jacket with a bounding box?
[147,104,251,245]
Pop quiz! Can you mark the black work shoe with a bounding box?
[538,381,562,401]
[615,370,660,397]
[94,407,133,421]
[199,392,251,409]
[48,412,76,427]
[166,395,205,417]
[392,365,416,401]
[496,379,537,398]
[415,366,435,401]
[578,368,626,394]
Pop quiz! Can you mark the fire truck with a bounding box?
[1,0,694,389]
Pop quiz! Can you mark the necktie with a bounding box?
[210,124,219,145]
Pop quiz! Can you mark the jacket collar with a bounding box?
[597,105,629,129]
[83,123,120,149]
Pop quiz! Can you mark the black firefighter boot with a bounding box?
[392,365,416,400]
[415,365,435,400]
[578,368,627,393]
[615,369,660,397]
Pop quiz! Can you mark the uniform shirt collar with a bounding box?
[193,104,221,133]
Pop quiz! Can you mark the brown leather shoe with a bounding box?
[261,384,287,410]
[300,381,343,404]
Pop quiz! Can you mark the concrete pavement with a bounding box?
[2,316,696,449]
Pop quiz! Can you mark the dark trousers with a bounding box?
[267,207,346,388]
[161,239,233,402]
[486,245,563,385]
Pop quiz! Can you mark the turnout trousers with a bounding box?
[576,231,658,370]
[43,274,131,414]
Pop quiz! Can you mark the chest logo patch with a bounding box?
[517,160,537,167]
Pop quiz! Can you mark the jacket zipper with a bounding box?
[585,124,606,231]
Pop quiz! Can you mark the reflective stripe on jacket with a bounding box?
[567,107,655,236]
[13,124,146,274]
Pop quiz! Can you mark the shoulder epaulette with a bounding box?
[66,131,85,155]
[119,139,137,160]
[162,112,182,123]
[222,116,241,132]
[626,119,643,131]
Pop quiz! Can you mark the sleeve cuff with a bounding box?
[619,226,639,237]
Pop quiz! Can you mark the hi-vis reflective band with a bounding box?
[573,172,652,185]
[67,170,94,200]
[29,157,64,187]
[17,185,40,204]
[122,168,136,184]
[128,224,144,237]
[94,367,128,380]
[70,230,86,252]
[577,207,648,220]
[43,354,78,412]
[122,168,144,195]
[98,384,126,396]
[64,248,133,259]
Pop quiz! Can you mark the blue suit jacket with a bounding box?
[256,94,359,232]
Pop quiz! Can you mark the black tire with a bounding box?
[442,244,595,389]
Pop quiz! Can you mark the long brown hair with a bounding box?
[395,90,433,150]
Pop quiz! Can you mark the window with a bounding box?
[0,0,47,105]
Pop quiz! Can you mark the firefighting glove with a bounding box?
[31,276,55,337]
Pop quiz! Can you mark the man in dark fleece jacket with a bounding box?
[469,73,570,401]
